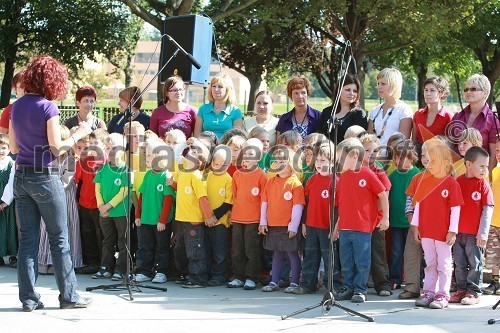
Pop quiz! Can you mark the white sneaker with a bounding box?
[152,273,167,284]
[243,279,256,290]
[134,273,151,283]
[227,279,244,288]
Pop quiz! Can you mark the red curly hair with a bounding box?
[23,55,68,101]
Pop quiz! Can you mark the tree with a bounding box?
[0,0,137,107]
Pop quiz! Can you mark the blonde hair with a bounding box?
[90,128,109,143]
[466,74,491,97]
[242,138,264,153]
[60,125,70,141]
[0,134,8,147]
[164,129,187,144]
[359,133,380,146]
[145,138,171,170]
[272,146,301,173]
[344,125,366,139]
[377,68,403,99]
[208,72,236,104]
[424,138,454,175]
[316,140,336,162]
[336,137,364,161]
[278,130,303,150]
[227,135,246,149]
[104,133,125,148]
[144,130,159,140]
[460,128,483,147]
[248,126,268,139]
[163,76,184,102]
[124,121,145,135]
[304,132,326,146]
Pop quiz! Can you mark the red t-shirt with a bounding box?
[74,156,105,209]
[414,174,464,242]
[231,167,268,223]
[227,164,241,177]
[262,174,305,227]
[305,174,335,229]
[335,167,385,233]
[370,164,391,223]
[413,106,453,144]
[0,104,12,129]
[456,175,494,235]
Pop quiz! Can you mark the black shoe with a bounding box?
[175,274,188,284]
[8,256,17,268]
[181,281,206,288]
[75,265,100,275]
[22,301,44,312]
[60,297,93,309]
[482,281,500,295]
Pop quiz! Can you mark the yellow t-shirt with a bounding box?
[174,170,207,223]
[206,171,233,228]
[126,152,147,192]
[491,165,500,227]
[453,159,466,179]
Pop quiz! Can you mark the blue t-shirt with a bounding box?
[11,94,59,167]
[198,102,243,139]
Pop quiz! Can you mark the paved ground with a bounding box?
[0,266,499,333]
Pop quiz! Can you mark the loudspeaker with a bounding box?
[160,15,213,86]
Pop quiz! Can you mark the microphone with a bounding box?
[350,56,357,75]
[165,34,202,69]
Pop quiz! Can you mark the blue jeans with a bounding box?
[136,223,171,276]
[205,224,229,282]
[339,230,371,294]
[453,233,485,295]
[301,226,342,292]
[14,170,81,308]
[389,227,409,284]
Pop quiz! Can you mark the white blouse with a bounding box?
[244,116,279,146]
[369,100,412,146]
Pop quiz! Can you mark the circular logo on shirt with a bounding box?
[157,184,164,192]
[185,186,192,195]
[471,191,481,201]
[114,178,122,186]
[359,179,367,187]
[251,187,260,196]
[321,190,330,199]
[283,191,293,201]
[219,188,226,197]
[441,189,449,198]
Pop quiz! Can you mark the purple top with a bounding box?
[149,104,197,139]
[11,94,59,166]
[451,103,499,151]
[275,105,322,138]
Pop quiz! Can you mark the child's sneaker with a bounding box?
[175,274,188,284]
[135,273,152,283]
[284,283,299,293]
[482,281,499,295]
[351,293,366,303]
[152,273,167,284]
[460,293,480,305]
[335,287,354,301]
[261,281,279,292]
[92,267,112,279]
[415,293,434,307]
[111,272,124,281]
[449,290,467,303]
[181,281,206,288]
[429,295,448,309]
[243,279,256,290]
[291,285,312,295]
[227,278,244,288]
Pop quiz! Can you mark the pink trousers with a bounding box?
[421,238,453,300]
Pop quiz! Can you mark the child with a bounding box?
[164,129,186,149]
[228,138,267,290]
[450,147,493,304]
[259,147,305,293]
[344,125,366,140]
[302,133,326,186]
[74,129,108,274]
[359,133,393,296]
[484,140,500,295]
[388,140,420,289]
[198,131,219,154]
[226,135,245,177]
[205,145,234,286]
[454,128,483,178]
[92,133,129,281]
[170,137,215,288]
[249,126,272,172]
[134,139,176,283]
[333,137,389,303]
[0,134,16,266]
[268,131,304,182]
[411,138,464,309]
[292,141,342,294]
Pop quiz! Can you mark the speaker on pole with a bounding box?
[160,15,213,86]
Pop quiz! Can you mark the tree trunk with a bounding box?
[454,72,463,110]
[246,75,261,114]
[417,63,428,109]
[0,57,16,108]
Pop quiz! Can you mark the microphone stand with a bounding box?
[86,43,188,300]
[282,48,373,322]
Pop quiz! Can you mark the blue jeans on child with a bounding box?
[136,223,171,276]
[205,224,229,283]
[339,230,371,295]
[389,227,409,285]
[453,233,485,295]
[301,226,342,292]
[14,170,82,309]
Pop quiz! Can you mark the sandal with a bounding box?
[284,283,299,293]
[261,281,279,292]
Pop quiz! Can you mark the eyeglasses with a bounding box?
[168,88,184,93]
[463,87,482,93]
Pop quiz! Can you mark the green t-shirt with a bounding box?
[138,170,176,225]
[94,163,129,218]
[388,166,420,228]
[258,152,273,172]
[302,164,315,187]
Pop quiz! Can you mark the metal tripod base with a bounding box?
[281,291,374,322]
[86,276,168,301]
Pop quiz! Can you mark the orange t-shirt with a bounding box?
[262,174,305,227]
[231,167,268,223]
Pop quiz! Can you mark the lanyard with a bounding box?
[374,105,394,139]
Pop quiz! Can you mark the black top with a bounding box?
[318,106,368,143]
[107,111,151,134]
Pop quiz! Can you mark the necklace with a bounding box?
[373,104,395,139]
[293,109,307,126]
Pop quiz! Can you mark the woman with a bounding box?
[107,86,150,134]
[194,72,243,139]
[244,90,279,146]
[0,71,25,134]
[319,74,367,142]
[367,68,413,146]
[9,55,92,311]
[412,77,453,146]
[276,76,322,139]
[451,74,499,173]
[149,76,197,139]
[64,86,106,131]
